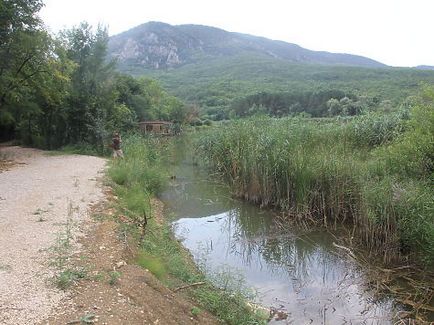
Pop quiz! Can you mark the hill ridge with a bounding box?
[108,21,386,70]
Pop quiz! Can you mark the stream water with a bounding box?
[160,141,399,324]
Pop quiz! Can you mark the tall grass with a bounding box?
[195,91,434,266]
[107,134,267,324]
[108,134,167,194]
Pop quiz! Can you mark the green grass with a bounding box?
[136,251,167,279]
[108,133,267,324]
[55,267,87,290]
[194,88,434,266]
[134,216,267,324]
[108,271,122,286]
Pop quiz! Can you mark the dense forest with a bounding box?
[0,0,188,151]
[147,55,434,120]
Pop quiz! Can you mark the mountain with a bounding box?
[108,22,434,121]
[415,65,434,70]
[108,21,386,71]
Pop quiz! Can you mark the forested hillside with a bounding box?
[0,1,187,149]
[108,23,434,121]
[147,56,434,120]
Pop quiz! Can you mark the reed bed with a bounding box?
[195,105,434,266]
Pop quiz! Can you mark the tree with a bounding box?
[327,98,342,116]
[0,0,46,111]
[62,23,117,150]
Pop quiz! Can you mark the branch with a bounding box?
[332,242,357,259]
[14,53,33,78]
[173,282,206,292]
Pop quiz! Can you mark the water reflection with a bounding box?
[172,210,395,324]
[162,141,397,324]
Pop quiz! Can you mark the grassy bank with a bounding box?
[194,88,434,266]
[108,134,267,324]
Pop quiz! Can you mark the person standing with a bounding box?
[112,132,124,159]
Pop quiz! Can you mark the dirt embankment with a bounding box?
[0,146,219,325]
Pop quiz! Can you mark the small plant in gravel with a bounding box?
[55,267,87,290]
[79,313,96,324]
[92,272,105,282]
[36,216,47,222]
[34,207,49,222]
[50,201,84,289]
[191,306,201,317]
[33,208,46,215]
[108,271,122,285]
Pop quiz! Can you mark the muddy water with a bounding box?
[161,143,398,324]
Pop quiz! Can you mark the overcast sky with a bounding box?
[40,0,434,67]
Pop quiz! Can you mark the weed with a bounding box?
[49,201,84,289]
[93,272,105,282]
[79,313,96,324]
[33,208,48,215]
[191,306,201,316]
[34,207,49,222]
[55,267,87,290]
[108,271,121,285]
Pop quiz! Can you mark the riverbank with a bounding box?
[43,193,222,324]
[0,145,266,324]
[106,135,268,324]
[195,100,434,267]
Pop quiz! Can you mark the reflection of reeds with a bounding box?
[194,114,433,266]
[219,204,349,290]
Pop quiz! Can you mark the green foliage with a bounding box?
[136,251,167,279]
[142,54,434,120]
[113,74,186,123]
[347,110,408,147]
[232,90,362,118]
[108,134,167,193]
[195,91,434,266]
[0,0,62,142]
[191,306,201,316]
[107,135,266,324]
[1,11,189,149]
[378,91,434,178]
[55,267,87,290]
[0,0,45,108]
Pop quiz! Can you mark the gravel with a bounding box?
[0,147,106,325]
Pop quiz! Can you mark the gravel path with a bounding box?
[0,146,106,325]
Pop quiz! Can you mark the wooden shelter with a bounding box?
[138,121,173,135]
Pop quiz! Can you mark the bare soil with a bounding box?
[43,196,219,325]
[0,146,219,325]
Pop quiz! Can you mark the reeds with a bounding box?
[195,110,434,266]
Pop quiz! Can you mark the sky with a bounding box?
[40,0,434,67]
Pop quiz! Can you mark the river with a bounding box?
[160,139,400,324]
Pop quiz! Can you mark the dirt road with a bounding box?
[0,146,219,325]
[0,147,106,324]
